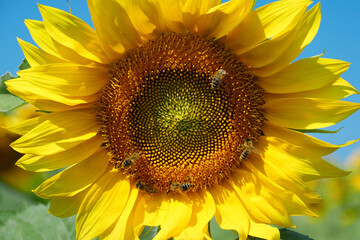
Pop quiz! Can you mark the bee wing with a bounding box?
[251,145,260,154]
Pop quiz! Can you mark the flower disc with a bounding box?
[98,32,265,193]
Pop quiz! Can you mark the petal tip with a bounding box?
[14,160,23,167]
[37,3,46,12]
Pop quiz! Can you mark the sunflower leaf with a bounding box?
[0,72,15,94]
[209,217,238,240]
[139,226,160,240]
[0,210,16,225]
[0,94,27,112]
[279,228,314,240]
[18,58,31,70]
[247,237,265,240]
[0,59,29,112]
[0,204,76,240]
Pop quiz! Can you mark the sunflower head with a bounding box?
[98,32,265,193]
[5,0,359,239]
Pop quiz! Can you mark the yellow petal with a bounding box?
[240,161,317,217]
[248,220,280,240]
[133,192,169,228]
[183,0,220,15]
[263,121,358,157]
[34,150,109,198]
[25,19,63,58]
[254,0,311,39]
[252,3,321,77]
[239,3,320,72]
[181,0,220,33]
[76,172,131,240]
[197,0,253,38]
[87,0,142,59]
[226,0,310,53]
[258,57,350,93]
[49,190,88,218]
[16,134,103,172]
[25,19,94,65]
[18,63,108,97]
[153,195,192,240]
[6,115,43,135]
[248,144,322,206]
[264,98,360,129]
[5,78,99,110]
[265,77,359,100]
[38,4,110,64]
[239,28,297,68]
[100,186,139,240]
[230,170,293,227]
[258,136,349,181]
[175,189,215,240]
[17,38,68,67]
[210,182,250,240]
[113,0,165,40]
[154,0,186,33]
[11,110,99,155]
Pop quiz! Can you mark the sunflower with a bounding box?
[5,0,360,239]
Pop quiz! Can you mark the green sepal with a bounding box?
[252,0,257,10]
[35,110,53,114]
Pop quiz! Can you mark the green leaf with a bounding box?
[18,59,30,70]
[0,72,15,94]
[0,204,76,240]
[0,210,16,225]
[292,127,343,134]
[0,181,48,214]
[0,59,30,112]
[247,236,265,240]
[280,228,313,240]
[0,94,26,112]
[139,226,160,240]
[209,217,238,240]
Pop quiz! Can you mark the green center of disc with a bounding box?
[128,68,232,164]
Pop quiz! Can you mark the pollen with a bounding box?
[97,32,265,194]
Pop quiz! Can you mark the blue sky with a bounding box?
[1,0,359,166]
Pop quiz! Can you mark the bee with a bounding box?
[240,138,253,161]
[170,178,193,193]
[179,182,192,192]
[136,181,159,194]
[211,69,226,89]
[169,181,180,191]
[121,152,140,168]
